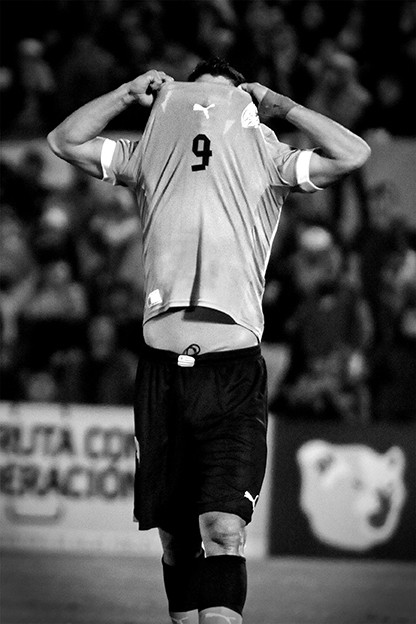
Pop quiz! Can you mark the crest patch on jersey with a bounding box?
[241,102,260,128]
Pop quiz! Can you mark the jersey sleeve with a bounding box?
[100,137,141,188]
[261,124,322,193]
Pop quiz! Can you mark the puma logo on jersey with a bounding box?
[193,103,216,119]
[244,490,259,511]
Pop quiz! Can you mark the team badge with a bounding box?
[241,102,260,128]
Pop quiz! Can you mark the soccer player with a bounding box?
[47,57,371,624]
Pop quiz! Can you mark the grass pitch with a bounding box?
[1,551,415,624]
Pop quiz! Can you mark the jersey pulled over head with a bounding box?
[102,81,318,340]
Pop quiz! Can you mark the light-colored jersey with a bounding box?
[101,81,320,340]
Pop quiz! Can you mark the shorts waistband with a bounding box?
[140,344,262,366]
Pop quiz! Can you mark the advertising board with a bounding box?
[0,402,161,555]
[269,418,416,560]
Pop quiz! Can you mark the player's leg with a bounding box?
[133,347,202,622]
[193,348,268,623]
[198,511,247,624]
[159,526,204,624]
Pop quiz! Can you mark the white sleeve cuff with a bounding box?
[295,149,323,192]
[100,138,117,184]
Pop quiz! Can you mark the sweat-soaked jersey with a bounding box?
[100,81,320,340]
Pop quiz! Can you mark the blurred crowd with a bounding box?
[1,0,415,138]
[1,1,415,422]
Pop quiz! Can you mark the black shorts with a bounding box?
[133,344,268,534]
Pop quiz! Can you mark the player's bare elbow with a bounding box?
[336,140,371,178]
[350,140,372,170]
[47,129,69,161]
[311,139,371,188]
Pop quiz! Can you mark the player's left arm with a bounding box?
[241,82,371,188]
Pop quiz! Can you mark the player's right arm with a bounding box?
[47,70,173,178]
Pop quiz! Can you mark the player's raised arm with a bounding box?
[240,82,371,189]
[47,70,174,178]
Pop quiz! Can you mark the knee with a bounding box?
[200,512,246,556]
[159,528,202,566]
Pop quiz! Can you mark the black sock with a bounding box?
[199,555,247,615]
[162,552,204,613]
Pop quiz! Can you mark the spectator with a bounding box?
[0,149,50,225]
[352,182,413,341]
[364,70,416,137]
[12,38,56,135]
[20,368,59,403]
[267,23,313,105]
[195,0,238,60]
[292,1,327,57]
[77,187,143,309]
[101,2,154,74]
[31,199,80,275]
[270,226,372,423]
[0,311,23,401]
[245,19,314,136]
[378,219,416,342]
[51,314,137,405]
[0,206,38,400]
[305,48,371,224]
[239,0,287,80]
[23,259,87,322]
[100,280,144,355]
[55,33,121,119]
[306,49,371,133]
[335,2,365,60]
[148,41,201,82]
[20,259,88,367]
[370,283,416,422]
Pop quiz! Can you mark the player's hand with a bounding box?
[240,82,268,106]
[241,82,297,119]
[127,70,174,107]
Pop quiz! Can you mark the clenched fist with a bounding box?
[127,70,174,107]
